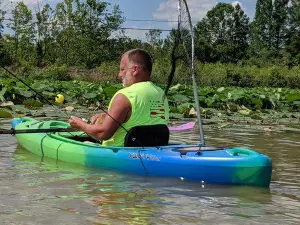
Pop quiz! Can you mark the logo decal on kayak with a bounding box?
[128,153,161,161]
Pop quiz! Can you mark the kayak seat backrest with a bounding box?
[124,124,169,147]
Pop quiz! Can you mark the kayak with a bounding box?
[11,117,272,187]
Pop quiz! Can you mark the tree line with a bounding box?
[0,0,299,72]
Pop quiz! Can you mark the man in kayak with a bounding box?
[68,48,169,146]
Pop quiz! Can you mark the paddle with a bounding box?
[0,121,196,135]
[0,128,77,135]
[168,121,195,131]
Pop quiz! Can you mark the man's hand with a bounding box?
[90,113,106,125]
[68,116,87,130]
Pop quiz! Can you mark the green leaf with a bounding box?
[250,114,263,120]
[205,98,215,107]
[169,113,184,119]
[172,94,190,103]
[103,86,118,98]
[169,83,181,91]
[9,105,28,114]
[293,101,300,106]
[23,99,43,108]
[42,91,55,99]
[177,103,191,114]
[18,90,33,98]
[287,93,300,102]
[238,109,251,116]
[0,87,7,96]
[251,98,263,108]
[0,109,13,118]
[83,92,97,99]
[217,87,225,92]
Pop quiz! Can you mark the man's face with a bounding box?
[119,56,135,87]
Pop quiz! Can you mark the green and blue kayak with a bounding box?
[11,117,272,187]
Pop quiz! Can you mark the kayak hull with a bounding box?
[12,117,272,187]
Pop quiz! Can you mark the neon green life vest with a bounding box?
[102,81,169,146]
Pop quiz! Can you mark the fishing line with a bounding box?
[178,0,205,145]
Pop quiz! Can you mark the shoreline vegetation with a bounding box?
[0,1,299,128]
[0,73,299,130]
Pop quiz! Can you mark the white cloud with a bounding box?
[232,1,241,7]
[232,1,247,11]
[10,0,60,5]
[153,0,217,27]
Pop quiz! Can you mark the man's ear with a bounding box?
[132,65,140,77]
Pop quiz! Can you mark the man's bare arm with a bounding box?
[68,94,131,140]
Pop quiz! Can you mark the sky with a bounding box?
[1,0,257,40]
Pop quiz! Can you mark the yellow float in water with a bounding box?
[55,94,64,103]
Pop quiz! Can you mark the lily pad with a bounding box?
[177,103,191,114]
[169,113,184,119]
[103,86,119,98]
[172,94,190,103]
[287,93,300,102]
[18,90,34,98]
[9,105,29,114]
[169,83,181,91]
[250,114,263,120]
[238,109,251,116]
[227,103,238,112]
[0,101,14,107]
[251,98,263,108]
[0,109,13,118]
[23,99,44,108]
[217,87,225,93]
[83,92,97,99]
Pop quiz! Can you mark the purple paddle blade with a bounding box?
[168,121,196,131]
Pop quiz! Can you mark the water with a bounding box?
[1,116,300,224]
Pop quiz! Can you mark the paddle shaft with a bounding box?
[0,121,196,135]
[0,128,77,135]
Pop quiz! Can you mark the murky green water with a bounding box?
[1,111,300,224]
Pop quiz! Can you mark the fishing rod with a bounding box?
[0,66,153,151]
[1,66,196,132]
[0,66,131,131]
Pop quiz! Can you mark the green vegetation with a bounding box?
[0,0,299,87]
[0,0,300,122]
[0,77,299,119]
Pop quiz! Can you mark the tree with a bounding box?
[251,0,289,55]
[8,2,35,65]
[232,4,250,60]
[36,3,54,66]
[286,0,300,65]
[52,0,124,68]
[251,0,273,52]
[272,0,289,51]
[0,0,5,38]
[53,0,77,65]
[146,29,162,47]
[72,0,124,68]
[195,3,250,63]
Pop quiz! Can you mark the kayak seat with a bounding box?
[124,124,169,147]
